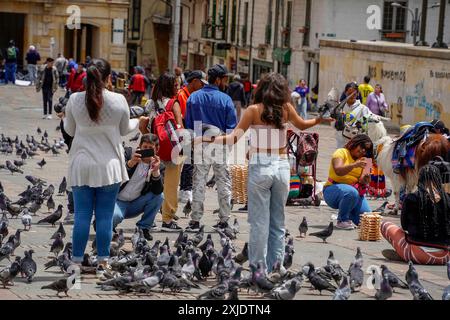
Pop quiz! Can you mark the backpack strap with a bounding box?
[165,98,176,112]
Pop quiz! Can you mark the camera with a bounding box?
[54,91,71,114]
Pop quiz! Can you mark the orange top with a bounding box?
[176,87,190,118]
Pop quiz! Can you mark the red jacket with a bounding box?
[129,74,148,93]
[67,69,86,92]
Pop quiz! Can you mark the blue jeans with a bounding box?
[5,63,16,84]
[247,154,290,272]
[323,184,371,225]
[72,183,121,262]
[113,192,164,230]
[297,97,307,119]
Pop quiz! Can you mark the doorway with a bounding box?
[0,12,25,70]
[64,24,100,64]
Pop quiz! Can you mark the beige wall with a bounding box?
[1,0,128,71]
[319,40,450,127]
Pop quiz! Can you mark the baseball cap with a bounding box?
[187,70,208,85]
[208,64,229,79]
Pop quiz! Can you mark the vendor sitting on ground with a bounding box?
[323,134,373,230]
[381,165,450,265]
[112,134,164,240]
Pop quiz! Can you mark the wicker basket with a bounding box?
[230,165,248,204]
[359,213,383,241]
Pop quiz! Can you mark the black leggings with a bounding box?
[180,163,193,191]
[42,88,53,115]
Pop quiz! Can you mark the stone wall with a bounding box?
[319,39,450,127]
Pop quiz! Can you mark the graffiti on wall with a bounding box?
[368,65,406,82]
[389,97,403,126]
[405,80,441,119]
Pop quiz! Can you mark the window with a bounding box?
[265,0,273,45]
[283,1,292,47]
[129,0,140,40]
[303,0,311,47]
[242,2,249,46]
[231,0,237,42]
[382,1,407,40]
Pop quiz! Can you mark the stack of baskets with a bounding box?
[230,165,248,204]
[359,213,383,241]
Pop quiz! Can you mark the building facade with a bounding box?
[0,0,129,71]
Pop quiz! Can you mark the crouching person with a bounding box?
[113,134,164,240]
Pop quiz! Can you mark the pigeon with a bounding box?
[0,194,8,214]
[405,261,433,300]
[124,270,164,293]
[11,229,22,255]
[6,203,21,219]
[380,264,408,290]
[349,262,364,293]
[181,253,196,279]
[332,276,351,300]
[5,160,23,174]
[13,160,24,168]
[354,247,363,267]
[51,146,60,155]
[37,158,47,169]
[156,245,170,268]
[129,132,140,142]
[234,242,248,265]
[46,195,55,212]
[44,130,48,139]
[231,218,240,234]
[25,175,46,186]
[20,249,37,283]
[298,216,308,238]
[21,150,27,161]
[43,184,55,199]
[50,233,64,256]
[28,199,43,215]
[271,280,299,300]
[37,204,63,226]
[0,256,22,288]
[0,235,15,263]
[253,262,275,294]
[37,127,42,135]
[41,270,77,297]
[21,209,32,231]
[375,274,393,300]
[58,177,67,195]
[309,222,333,243]
[305,262,337,295]
[197,281,228,300]
[191,225,205,247]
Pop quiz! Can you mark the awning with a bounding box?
[272,48,292,64]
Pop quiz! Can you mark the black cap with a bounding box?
[186,70,208,84]
[46,57,54,63]
[208,64,229,80]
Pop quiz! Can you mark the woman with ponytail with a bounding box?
[212,72,333,272]
[63,58,145,276]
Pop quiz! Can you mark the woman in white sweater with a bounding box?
[63,58,141,274]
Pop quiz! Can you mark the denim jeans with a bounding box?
[113,192,164,230]
[5,63,16,84]
[323,184,371,225]
[247,153,290,272]
[297,97,307,119]
[27,64,37,84]
[72,183,121,262]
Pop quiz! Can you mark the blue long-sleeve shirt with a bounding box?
[185,84,237,134]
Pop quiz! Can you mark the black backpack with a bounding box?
[429,156,450,184]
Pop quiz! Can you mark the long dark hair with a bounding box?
[151,72,177,103]
[417,165,450,239]
[253,73,290,129]
[344,134,374,158]
[85,58,111,123]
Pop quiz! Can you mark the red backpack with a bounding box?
[151,99,181,162]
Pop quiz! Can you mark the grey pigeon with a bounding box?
[20,249,37,283]
[271,280,299,300]
[51,222,66,239]
[5,160,23,174]
[11,229,22,254]
[354,247,363,267]
[21,209,32,231]
[405,261,433,300]
[234,242,248,265]
[309,222,333,243]
[181,253,196,279]
[349,262,364,293]
[46,195,55,212]
[191,225,205,247]
[37,204,63,226]
[6,203,21,219]
[125,270,164,293]
[41,270,77,297]
[37,158,47,169]
[157,245,170,267]
[306,262,337,295]
[50,233,64,256]
[332,276,351,300]
[298,216,308,238]
[381,264,408,290]
[42,184,55,199]
[375,274,393,300]
[0,256,21,288]
[197,280,228,300]
[0,235,15,263]
[58,177,67,195]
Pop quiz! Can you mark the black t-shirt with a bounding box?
[43,67,53,89]
[401,192,450,248]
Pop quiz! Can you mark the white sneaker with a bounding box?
[185,190,192,202]
[46,115,53,120]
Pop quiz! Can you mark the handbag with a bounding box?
[342,124,362,140]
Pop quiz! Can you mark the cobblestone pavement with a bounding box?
[0,85,448,300]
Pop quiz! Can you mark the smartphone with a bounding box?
[137,149,155,158]
[362,158,372,177]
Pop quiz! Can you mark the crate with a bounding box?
[359,213,383,241]
[230,165,248,205]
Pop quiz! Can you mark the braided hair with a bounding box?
[417,165,450,238]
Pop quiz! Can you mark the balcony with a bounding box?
[202,24,213,39]
[201,23,226,41]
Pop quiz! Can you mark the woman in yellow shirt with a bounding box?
[324,134,374,230]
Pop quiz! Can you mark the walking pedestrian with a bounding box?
[4,40,19,85]
[294,79,311,119]
[366,84,388,116]
[62,58,143,275]
[66,63,86,93]
[227,74,246,120]
[185,64,237,232]
[36,57,59,120]
[211,72,332,271]
[55,53,68,88]
[358,75,374,105]
[25,45,41,86]
[129,66,150,106]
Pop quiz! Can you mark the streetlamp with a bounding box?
[391,2,440,46]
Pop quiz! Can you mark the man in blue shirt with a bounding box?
[185,64,237,232]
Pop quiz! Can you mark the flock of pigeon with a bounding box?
[0,126,449,300]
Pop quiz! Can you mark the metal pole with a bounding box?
[417,0,428,46]
[432,0,448,48]
[172,0,181,69]
[248,0,255,82]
